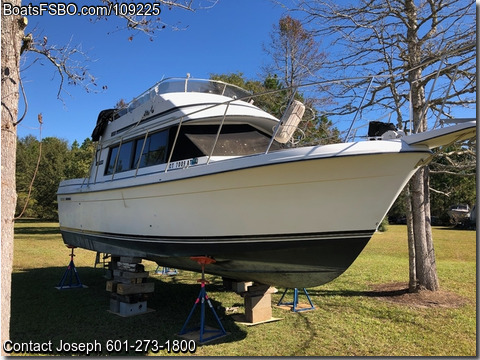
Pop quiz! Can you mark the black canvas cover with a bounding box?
[91,109,115,141]
[368,121,397,137]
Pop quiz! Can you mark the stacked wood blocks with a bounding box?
[243,284,276,323]
[106,256,154,316]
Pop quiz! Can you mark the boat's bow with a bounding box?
[402,120,476,150]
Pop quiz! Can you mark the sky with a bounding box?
[14,0,477,145]
[17,0,289,144]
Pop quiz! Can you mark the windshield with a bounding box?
[116,78,253,119]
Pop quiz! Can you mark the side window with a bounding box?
[105,140,134,175]
[137,130,168,168]
[105,129,169,175]
[115,140,134,172]
[105,146,119,175]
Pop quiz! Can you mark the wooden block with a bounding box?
[116,276,145,285]
[120,256,142,264]
[244,292,272,323]
[111,292,149,304]
[245,293,272,310]
[245,306,272,323]
[246,284,275,296]
[117,262,145,272]
[233,281,253,294]
[116,282,154,295]
[106,280,118,292]
[120,271,149,279]
[113,269,122,277]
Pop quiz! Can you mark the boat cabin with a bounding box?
[87,78,285,184]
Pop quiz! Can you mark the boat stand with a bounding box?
[154,265,178,276]
[179,257,227,343]
[277,288,314,312]
[56,246,86,290]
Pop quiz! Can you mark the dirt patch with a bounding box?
[369,282,469,309]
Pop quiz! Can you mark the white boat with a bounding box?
[57,77,476,288]
[447,204,471,225]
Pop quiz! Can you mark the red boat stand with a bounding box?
[56,245,86,289]
[179,256,227,343]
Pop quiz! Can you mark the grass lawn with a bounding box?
[9,220,476,356]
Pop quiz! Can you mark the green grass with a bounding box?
[10,221,476,356]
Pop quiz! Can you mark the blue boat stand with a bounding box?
[154,265,178,275]
[57,245,85,289]
[277,288,315,312]
[179,257,227,343]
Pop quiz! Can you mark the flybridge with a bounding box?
[91,77,255,142]
[114,77,253,120]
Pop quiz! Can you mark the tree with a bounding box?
[32,137,70,220]
[263,15,339,146]
[429,141,476,225]
[15,135,41,217]
[1,0,25,349]
[15,136,94,220]
[264,15,326,92]
[66,138,95,180]
[210,72,286,117]
[294,0,475,291]
[1,0,216,351]
[210,72,340,146]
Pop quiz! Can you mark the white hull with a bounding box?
[59,141,430,286]
[59,142,426,237]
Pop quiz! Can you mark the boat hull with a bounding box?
[58,142,430,287]
[60,228,373,287]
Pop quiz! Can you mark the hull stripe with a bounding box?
[60,227,375,245]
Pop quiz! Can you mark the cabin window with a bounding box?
[136,130,168,168]
[105,129,169,176]
[105,140,134,175]
[115,140,134,172]
[105,146,118,175]
[168,124,282,159]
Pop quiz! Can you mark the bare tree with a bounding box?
[264,15,326,90]
[293,0,476,291]
[1,0,216,352]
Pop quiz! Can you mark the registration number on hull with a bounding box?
[168,158,198,170]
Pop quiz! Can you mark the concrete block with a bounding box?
[119,301,147,316]
[110,298,120,313]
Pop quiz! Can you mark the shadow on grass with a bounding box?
[14,218,60,235]
[304,287,409,298]
[14,226,61,235]
[10,266,246,356]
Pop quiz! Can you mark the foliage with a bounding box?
[264,15,326,89]
[389,140,476,225]
[210,72,340,145]
[294,0,475,132]
[16,136,93,220]
[429,141,476,224]
[377,216,389,232]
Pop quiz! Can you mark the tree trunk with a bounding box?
[404,0,439,292]
[405,185,417,292]
[410,167,439,291]
[1,1,24,352]
[422,166,439,290]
